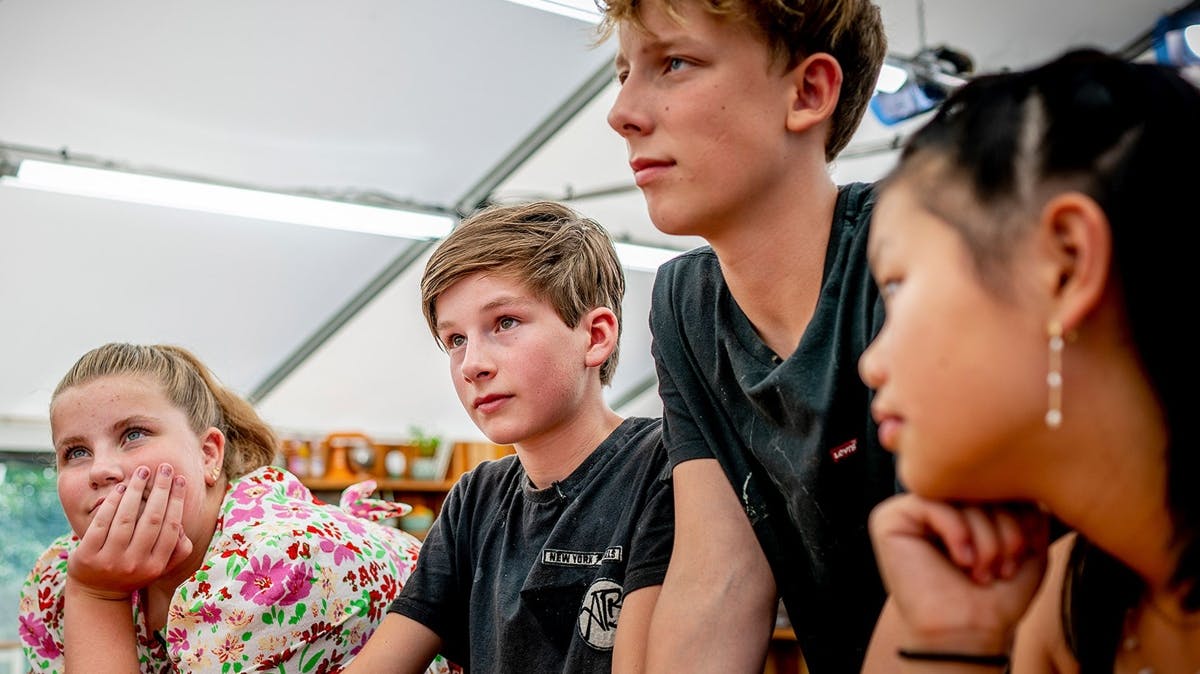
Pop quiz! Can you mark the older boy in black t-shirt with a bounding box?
[601,1,897,672]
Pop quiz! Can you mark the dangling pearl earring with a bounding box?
[1045,321,1064,429]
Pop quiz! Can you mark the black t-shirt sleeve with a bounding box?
[649,258,718,468]
[388,479,467,658]
[622,450,674,594]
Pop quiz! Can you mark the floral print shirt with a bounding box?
[18,466,453,674]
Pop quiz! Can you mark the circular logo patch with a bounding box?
[577,579,623,650]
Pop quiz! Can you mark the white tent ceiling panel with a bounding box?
[0,185,415,422]
[0,0,615,204]
[0,0,1187,451]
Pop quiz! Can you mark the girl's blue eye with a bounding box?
[63,447,89,461]
[447,335,466,348]
[124,428,146,443]
[667,57,687,72]
[498,317,517,330]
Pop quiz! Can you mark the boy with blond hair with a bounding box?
[601,0,896,672]
[346,201,673,673]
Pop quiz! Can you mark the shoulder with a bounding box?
[650,247,727,342]
[22,533,75,600]
[652,247,720,304]
[212,466,421,572]
[19,534,77,671]
[1012,532,1080,672]
[606,417,671,484]
[445,453,525,507]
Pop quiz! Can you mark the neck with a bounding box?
[1035,341,1175,588]
[709,178,837,358]
[516,406,623,489]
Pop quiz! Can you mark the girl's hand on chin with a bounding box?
[67,462,193,600]
[868,494,1050,652]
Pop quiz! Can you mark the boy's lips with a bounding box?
[629,157,674,186]
[473,393,512,414]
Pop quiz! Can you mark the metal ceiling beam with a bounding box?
[247,239,438,404]
[608,373,658,414]
[249,56,616,405]
[454,57,615,216]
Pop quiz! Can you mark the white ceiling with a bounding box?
[0,0,1183,450]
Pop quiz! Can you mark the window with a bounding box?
[0,452,67,665]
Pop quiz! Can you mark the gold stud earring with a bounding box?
[1045,321,1064,429]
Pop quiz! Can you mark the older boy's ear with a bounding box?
[582,306,619,368]
[1040,192,1111,332]
[786,52,842,133]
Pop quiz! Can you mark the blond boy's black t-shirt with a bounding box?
[388,416,673,673]
[649,182,897,674]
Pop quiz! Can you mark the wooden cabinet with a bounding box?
[291,434,516,539]
[303,476,456,539]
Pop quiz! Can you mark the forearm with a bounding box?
[644,459,777,672]
[63,581,139,674]
[863,598,1011,674]
[345,613,444,674]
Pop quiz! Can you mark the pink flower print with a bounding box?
[18,614,60,659]
[212,633,246,663]
[198,602,222,624]
[235,555,314,606]
[333,510,369,536]
[230,482,270,503]
[165,627,191,655]
[270,501,314,521]
[320,538,358,565]
[224,503,265,528]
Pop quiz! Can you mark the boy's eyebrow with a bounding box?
[434,295,536,332]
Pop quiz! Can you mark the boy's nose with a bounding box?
[607,82,650,138]
[459,341,494,382]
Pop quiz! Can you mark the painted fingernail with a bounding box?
[159,464,172,477]
[137,466,150,479]
[174,475,186,488]
[116,483,127,494]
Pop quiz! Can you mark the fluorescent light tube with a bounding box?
[1,159,454,240]
[614,241,684,273]
[502,0,602,24]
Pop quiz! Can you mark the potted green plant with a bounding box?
[408,426,443,480]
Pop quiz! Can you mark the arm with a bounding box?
[644,459,777,673]
[611,585,660,674]
[863,494,1050,673]
[65,464,191,673]
[345,613,445,674]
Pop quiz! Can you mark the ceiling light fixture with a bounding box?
[0,158,454,240]
[501,0,602,24]
[870,47,973,126]
[1154,0,1200,66]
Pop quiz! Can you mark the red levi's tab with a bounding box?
[829,439,858,463]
